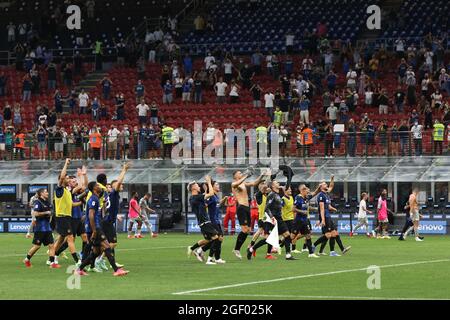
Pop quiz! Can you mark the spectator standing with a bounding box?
[135,80,145,104]
[411,121,423,156]
[324,122,334,158]
[183,54,193,77]
[193,76,203,104]
[78,89,89,114]
[107,124,120,160]
[46,61,57,90]
[346,68,357,91]
[6,22,15,43]
[299,95,311,125]
[250,83,262,107]
[91,97,100,121]
[264,90,275,121]
[390,122,400,156]
[162,80,173,104]
[406,69,417,107]
[136,99,149,125]
[378,89,389,115]
[433,120,445,155]
[100,76,113,100]
[214,77,228,105]
[22,74,32,101]
[115,93,125,120]
[223,58,234,83]
[54,89,63,114]
[89,126,102,160]
[36,125,48,160]
[347,119,357,157]
[13,104,21,126]
[229,81,240,104]
[326,103,338,125]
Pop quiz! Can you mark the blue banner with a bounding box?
[8,222,31,233]
[0,223,4,232]
[28,186,47,194]
[417,220,447,235]
[0,186,16,194]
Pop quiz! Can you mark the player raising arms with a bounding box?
[291,184,320,258]
[313,179,351,257]
[204,180,226,264]
[53,158,81,266]
[75,181,129,276]
[186,176,222,265]
[23,188,60,269]
[231,167,269,259]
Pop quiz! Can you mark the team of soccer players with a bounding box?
[23,158,131,276]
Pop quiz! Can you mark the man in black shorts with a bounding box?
[186,176,222,265]
[231,167,268,259]
[292,184,319,258]
[75,182,129,277]
[248,180,296,260]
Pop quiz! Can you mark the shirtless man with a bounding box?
[231,167,270,259]
[406,188,424,242]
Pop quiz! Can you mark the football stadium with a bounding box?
[0,0,449,304]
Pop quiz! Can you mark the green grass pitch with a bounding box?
[0,233,449,300]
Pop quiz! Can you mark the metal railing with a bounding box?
[2,130,448,161]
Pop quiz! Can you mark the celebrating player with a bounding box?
[231,167,268,259]
[23,188,60,269]
[186,176,222,265]
[75,181,129,276]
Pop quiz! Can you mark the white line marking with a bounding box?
[183,293,450,300]
[173,259,450,295]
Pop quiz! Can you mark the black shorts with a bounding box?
[321,218,336,234]
[71,218,85,237]
[292,219,312,235]
[212,223,223,236]
[275,216,289,235]
[101,221,117,243]
[284,219,294,233]
[32,231,54,246]
[56,216,73,237]
[237,205,251,227]
[87,229,107,247]
[200,222,218,240]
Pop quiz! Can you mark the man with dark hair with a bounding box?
[231,168,269,259]
[186,176,222,265]
[139,192,157,238]
[75,181,129,277]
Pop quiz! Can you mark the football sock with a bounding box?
[306,238,314,254]
[335,235,345,251]
[267,244,273,254]
[284,237,292,254]
[234,232,248,251]
[202,242,212,252]
[190,243,200,251]
[71,252,79,263]
[330,237,336,252]
[253,239,267,251]
[320,239,328,253]
[104,248,118,272]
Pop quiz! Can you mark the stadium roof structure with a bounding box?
[1,157,449,185]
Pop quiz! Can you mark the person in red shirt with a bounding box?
[250,197,259,234]
[223,195,237,235]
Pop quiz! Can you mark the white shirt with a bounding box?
[358,199,368,219]
[224,62,233,74]
[346,71,357,85]
[215,82,227,96]
[425,52,433,65]
[326,106,338,120]
[286,34,294,46]
[302,58,313,70]
[136,104,149,116]
[365,91,373,104]
[395,39,405,52]
[411,125,423,139]
[264,93,274,108]
[78,93,89,107]
[206,127,216,141]
[431,93,442,104]
[229,85,239,97]
[324,53,333,64]
[145,32,155,43]
[204,55,215,70]
[266,55,273,67]
[108,128,120,142]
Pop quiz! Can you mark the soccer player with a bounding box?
[25,192,39,238]
[231,167,268,259]
[250,197,259,234]
[53,158,81,265]
[291,184,320,258]
[406,188,424,242]
[204,180,226,263]
[128,192,143,238]
[75,181,129,276]
[314,180,351,256]
[351,192,372,237]
[139,193,158,237]
[248,181,275,259]
[398,201,413,241]
[186,176,222,265]
[23,188,60,269]
[248,180,296,260]
[376,189,393,239]
[96,162,130,271]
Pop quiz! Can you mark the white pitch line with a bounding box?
[183,293,450,301]
[173,259,450,295]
